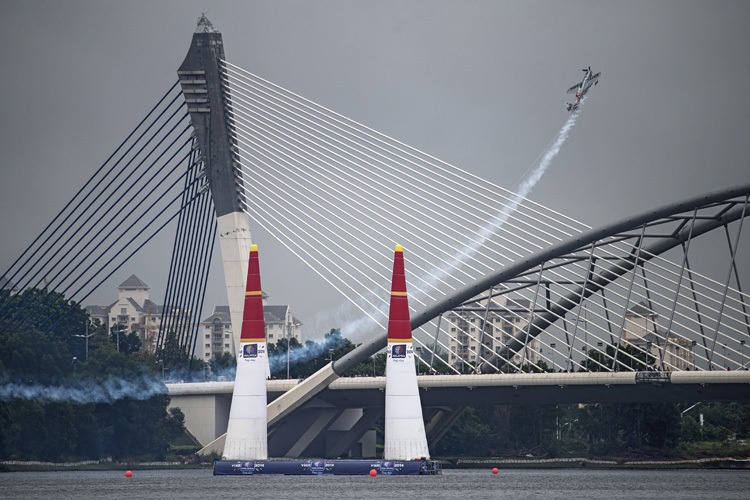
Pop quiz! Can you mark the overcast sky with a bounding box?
[2,1,749,335]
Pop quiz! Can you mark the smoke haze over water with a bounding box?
[0,373,167,404]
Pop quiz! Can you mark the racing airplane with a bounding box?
[566,66,601,111]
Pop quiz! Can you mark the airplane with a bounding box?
[566,66,601,111]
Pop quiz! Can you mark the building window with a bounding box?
[121,308,127,314]
[451,355,456,360]
[205,325,210,330]
[205,343,210,348]
[450,327,456,332]
[151,316,156,322]
[224,344,229,348]
[205,353,210,357]
[131,317,136,322]
[225,334,230,339]
[205,334,210,339]
[269,334,273,339]
[470,346,476,351]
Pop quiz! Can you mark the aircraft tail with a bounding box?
[383,245,430,460]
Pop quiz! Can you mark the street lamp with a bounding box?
[73,320,95,360]
[112,323,126,352]
[550,343,556,372]
[286,321,292,380]
[328,349,335,364]
[741,340,746,369]
[158,359,165,381]
[692,340,697,371]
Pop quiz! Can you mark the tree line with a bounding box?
[0,289,185,461]
[435,401,750,459]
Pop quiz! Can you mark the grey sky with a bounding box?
[2,1,749,335]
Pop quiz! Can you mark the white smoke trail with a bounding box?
[267,333,346,374]
[0,373,167,404]
[414,106,583,297]
[306,107,583,344]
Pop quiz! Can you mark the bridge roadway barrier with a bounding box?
[167,371,750,453]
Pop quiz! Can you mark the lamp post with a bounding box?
[691,340,697,371]
[741,340,746,369]
[582,346,587,372]
[158,359,165,381]
[286,321,292,380]
[112,323,126,352]
[415,346,422,375]
[328,349,334,364]
[550,343,556,372]
[73,320,95,360]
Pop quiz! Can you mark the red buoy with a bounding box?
[492,467,499,474]
[125,470,133,478]
[369,469,377,477]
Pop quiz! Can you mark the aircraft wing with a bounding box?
[582,72,601,92]
[566,82,582,94]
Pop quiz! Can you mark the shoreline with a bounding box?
[3,456,750,472]
[448,457,750,470]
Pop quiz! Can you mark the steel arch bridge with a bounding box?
[336,184,750,376]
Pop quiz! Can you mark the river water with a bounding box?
[1,468,748,499]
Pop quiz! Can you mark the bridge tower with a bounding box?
[177,16,250,356]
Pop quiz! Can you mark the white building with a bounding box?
[85,274,186,353]
[86,277,302,360]
[197,292,303,361]
[445,290,537,371]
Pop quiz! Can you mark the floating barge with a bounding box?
[213,458,441,476]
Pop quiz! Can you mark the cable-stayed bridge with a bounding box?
[2,17,749,457]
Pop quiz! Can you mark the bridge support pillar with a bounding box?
[424,406,465,447]
[285,408,343,457]
[326,408,381,459]
[168,393,231,448]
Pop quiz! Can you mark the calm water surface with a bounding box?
[1,468,748,499]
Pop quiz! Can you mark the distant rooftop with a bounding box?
[627,301,656,318]
[119,274,150,290]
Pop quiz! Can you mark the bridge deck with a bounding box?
[168,370,750,407]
